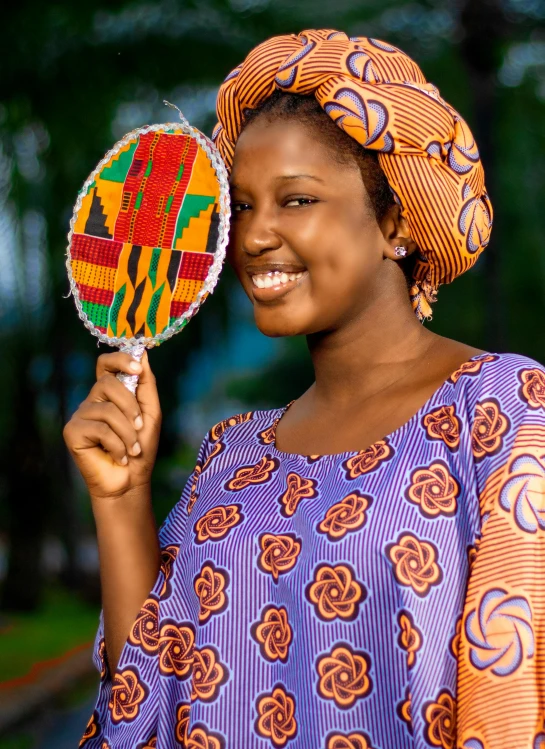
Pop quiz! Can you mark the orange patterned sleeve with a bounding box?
[457,421,545,748]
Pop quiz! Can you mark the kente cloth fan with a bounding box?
[66,109,230,390]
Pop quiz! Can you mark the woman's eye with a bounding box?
[231,202,251,213]
[284,197,317,207]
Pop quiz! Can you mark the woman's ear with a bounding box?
[379,205,418,261]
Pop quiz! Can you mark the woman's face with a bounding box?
[228,117,392,338]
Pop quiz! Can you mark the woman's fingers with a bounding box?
[94,351,160,425]
[89,373,143,431]
[78,401,141,457]
[96,351,142,380]
[65,418,128,466]
[135,351,161,422]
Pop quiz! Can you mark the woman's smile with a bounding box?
[247,263,309,303]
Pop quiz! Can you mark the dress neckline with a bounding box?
[269,352,494,463]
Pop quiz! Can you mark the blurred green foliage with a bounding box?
[0,588,97,682]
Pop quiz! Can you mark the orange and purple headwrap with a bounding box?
[213,29,493,320]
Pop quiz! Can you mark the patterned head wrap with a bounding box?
[213,29,493,320]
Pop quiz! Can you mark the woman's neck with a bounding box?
[306,288,437,408]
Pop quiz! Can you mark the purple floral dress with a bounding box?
[80,353,545,749]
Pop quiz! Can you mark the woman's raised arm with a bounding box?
[63,350,162,671]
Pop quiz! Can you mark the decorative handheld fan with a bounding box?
[66,106,230,392]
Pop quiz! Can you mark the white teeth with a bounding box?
[251,271,306,289]
[252,270,306,289]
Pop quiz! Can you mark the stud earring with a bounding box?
[394,246,407,258]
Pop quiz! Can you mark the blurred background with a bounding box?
[1,0,544,745]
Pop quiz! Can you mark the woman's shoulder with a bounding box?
[451,351,545,413]
[456,351,544,385]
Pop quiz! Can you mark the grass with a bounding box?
[0,587,100,684]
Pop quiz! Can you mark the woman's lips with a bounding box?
[250,270,308,302]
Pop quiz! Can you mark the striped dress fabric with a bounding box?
[213,29,493,320]
[82,353,545,749]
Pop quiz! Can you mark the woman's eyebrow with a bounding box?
[275,174,325,183]
[230,174,325,190]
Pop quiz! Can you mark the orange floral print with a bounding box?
[187,464,202,515]
[534,723,545,749]
[318,492,372,540]
[252,605,292,662]
[109,668,147,724]
[159,544,179,597]
[342,440,392,479]
[210,411,253,441]
[423,405,460,450]
[186,725,224,749]
[202,440,225,472]
[255,685,297,746]
[467,543,478,571]
[158,621,195,679]
[279,472,318,516]
[519,368,545,409]
[138,737,157,749]
[397,611,422,668]
[449,616,462,658]
[225,455,279,491]
[306,564,365,621]
[449,354,497,384]
[259,422,277,445]
[194,563,229,622]
[79,711,99,746]
[326,733,373,749]
[191,646,227,702]
[396,687,413,735]
[498,449,545,533]
[129,597,160,653]
[101,743,111,749]
[194,504,243,543]
[423,690,457,749]
[465,586,534,677]
[258,533,301,581]
[97,638,107,680]
[406,461,459,518]
[175,702,190,744]
[472,399,509,459]
[386,534,443,596]
[316,644,371,708]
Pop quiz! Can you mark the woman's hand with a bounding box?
[63,350,161,500]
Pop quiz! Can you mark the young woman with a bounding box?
[65,30,545,749]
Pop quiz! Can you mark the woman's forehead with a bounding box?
[231,118,360,184]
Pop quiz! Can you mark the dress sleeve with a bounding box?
[457,361,545,748]
[81,432,213,746]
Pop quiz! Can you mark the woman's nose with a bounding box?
[242,211,282,256]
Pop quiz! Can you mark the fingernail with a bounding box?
[129,361,142,373]
[134,415,143,430]
[131,442,141,456]
[119,455,128,466]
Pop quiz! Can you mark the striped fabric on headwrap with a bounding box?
[213,29,493,320]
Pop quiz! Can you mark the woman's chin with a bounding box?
[255,323,304,338]
[254,312,310,338]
